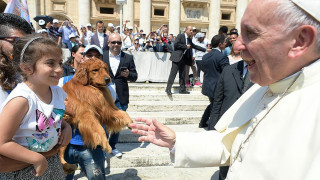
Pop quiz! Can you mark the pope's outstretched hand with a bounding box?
[129,118,176,149]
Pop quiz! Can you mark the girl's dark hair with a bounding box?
[0,53,17,91]
[64,45,85,66]
[12,34,62,80]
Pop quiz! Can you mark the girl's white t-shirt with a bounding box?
[0,83,67,152]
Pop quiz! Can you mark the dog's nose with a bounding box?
[105,77,111,84]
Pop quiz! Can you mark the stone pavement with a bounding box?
[74,82,219,180]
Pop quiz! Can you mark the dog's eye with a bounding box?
[92,69,99,72]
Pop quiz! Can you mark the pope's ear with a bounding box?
[288,25,317,59]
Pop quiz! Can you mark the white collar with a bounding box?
[184,33,188,39]
[109,51,121,58]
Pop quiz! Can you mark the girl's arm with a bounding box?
[0,147,59,172]
[0,97,48,176]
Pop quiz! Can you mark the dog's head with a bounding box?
[75,57,111,87]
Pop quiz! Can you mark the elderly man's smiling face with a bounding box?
[234,0,297,86]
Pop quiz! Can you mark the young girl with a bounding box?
[0,35,69,179]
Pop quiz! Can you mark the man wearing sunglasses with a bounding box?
[103,33,137,158]
[128,39,142,52]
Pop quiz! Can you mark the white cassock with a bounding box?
[173,59,320,180]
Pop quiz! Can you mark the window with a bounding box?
[154,9,165,16]
[100,7,114,14]
[186,9,201,19]
[222,13,231,20]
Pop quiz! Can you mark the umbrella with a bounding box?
[34,15,54,24]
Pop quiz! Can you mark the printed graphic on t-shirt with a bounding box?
[32,131,48,140]
[36,109,55,132]
[35,108,65,132]
[26,136,54,152]
[26,108,65,152]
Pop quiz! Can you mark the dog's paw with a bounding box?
[102,144,112,154]
[63,163,78,174]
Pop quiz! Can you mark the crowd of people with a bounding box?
[34,18,216,54]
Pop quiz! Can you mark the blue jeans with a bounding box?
[109,102,128,149]
[65,144,106,180]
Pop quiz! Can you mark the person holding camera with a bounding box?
[58,20,77,48]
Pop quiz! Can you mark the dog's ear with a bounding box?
[75,67,89,85]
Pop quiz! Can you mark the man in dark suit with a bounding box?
[208,60,254,180]
[165,26,206,95]
[199,34,229,127]
[90,20,109,51]
[102,33,137,157]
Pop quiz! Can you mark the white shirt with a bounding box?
[194,40,207,61]
[80,32,91,46]
[97,32,104,48]
[184,33,189,45]
[128,46,142,52]
[122,34,133,49]
[109,51,121,75]
[1,83,67,152]
[139,38,145,46]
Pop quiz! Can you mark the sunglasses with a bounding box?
[0,36,20,44]
[110,41,122,45]
[134,43,139,45]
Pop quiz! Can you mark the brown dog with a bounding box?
[59,57,133,173]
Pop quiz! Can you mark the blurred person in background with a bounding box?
[90,20,109,51]
[46,19,62,45]
[80,25,91,46]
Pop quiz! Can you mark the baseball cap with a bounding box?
[116,26,120,29]
[290,0,320,22]
[86,23,92,27]
[128,26,133,30]
[53,19,59,24]
[195,32,205,39]
[83,45,103,56]
[108,23,114,27]
[69,34,76,39]
[192,27,197,30]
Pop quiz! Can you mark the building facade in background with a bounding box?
[0,0,250,38]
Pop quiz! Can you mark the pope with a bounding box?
[130,0,320,179]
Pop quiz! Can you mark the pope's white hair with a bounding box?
[272,0,320,52]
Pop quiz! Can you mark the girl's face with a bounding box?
[26,52,63,86]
